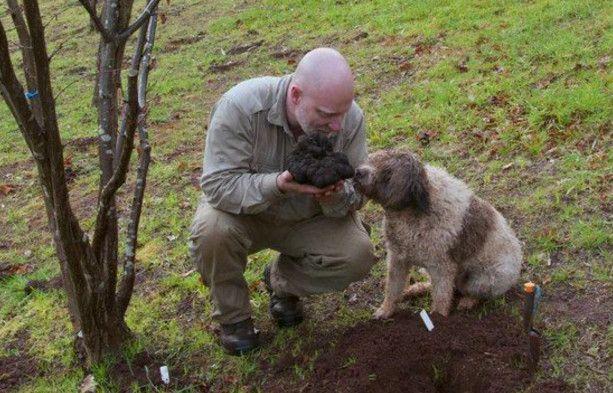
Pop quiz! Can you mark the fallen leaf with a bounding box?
[398,60,412,71]
[456,57,469,72]
[227,40,264,55]
[0,263,34,279]
[209,60,244,73]
[181,269,196,277]
[345,31,368,43]
[0,184,17,196]
[416,130,439,145]
[270,47,301,59]
[177,161,188,172]
[597,55,609,69]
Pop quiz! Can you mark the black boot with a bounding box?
[263,265,304,328]
[220,318,259,355]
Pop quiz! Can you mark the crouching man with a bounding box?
[189,48,375,355]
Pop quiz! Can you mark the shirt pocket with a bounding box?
[251,112,284,172]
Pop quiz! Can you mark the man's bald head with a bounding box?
[286,48,355,135]
[294,48,354,98]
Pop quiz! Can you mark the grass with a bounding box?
[1,0,611,391]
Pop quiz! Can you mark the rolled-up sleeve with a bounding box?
[200,97,284,215]
[319,108,368,217]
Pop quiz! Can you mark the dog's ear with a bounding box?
[381,153,430,213]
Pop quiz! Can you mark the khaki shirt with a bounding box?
[200,74,368,222]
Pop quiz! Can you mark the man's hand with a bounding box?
[276,170,336,195]
[313,180,344,203]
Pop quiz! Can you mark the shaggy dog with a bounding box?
[287,133,354,188]
[354,150,522,318]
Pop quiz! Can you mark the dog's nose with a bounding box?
[354,168,365,179]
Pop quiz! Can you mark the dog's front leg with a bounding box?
[374,252,408,319]
[429,263,457,317]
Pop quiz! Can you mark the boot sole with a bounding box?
[223,341,260,356]
[273,313,304,328]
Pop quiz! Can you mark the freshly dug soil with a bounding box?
[294,309,570,393]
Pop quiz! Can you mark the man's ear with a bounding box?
[289,85,302,105]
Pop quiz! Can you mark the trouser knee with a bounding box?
[336,240,376,286]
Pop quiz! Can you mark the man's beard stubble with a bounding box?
[295,106,330,135]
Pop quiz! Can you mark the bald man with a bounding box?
[189,48,375,355]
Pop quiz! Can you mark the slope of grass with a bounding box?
[1,0,611,391]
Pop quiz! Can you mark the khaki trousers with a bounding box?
[188,202,376,325]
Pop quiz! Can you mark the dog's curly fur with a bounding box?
[354,150,522,318]
[286,133,354,188]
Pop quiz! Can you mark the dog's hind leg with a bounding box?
[455,269,480,311]
[403,269,431,298]
[374,252,409,319]
[429,263,457,317]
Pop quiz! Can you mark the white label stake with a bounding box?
[420,309,434,331]
[160,366,170,384]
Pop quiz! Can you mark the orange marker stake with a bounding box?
[523,282,536,331]
[523,282,541,375]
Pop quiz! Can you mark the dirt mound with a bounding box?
[295,310,570,393]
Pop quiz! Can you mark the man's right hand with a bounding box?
[276,170,335,195]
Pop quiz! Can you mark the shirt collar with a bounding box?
[267,74,293,135]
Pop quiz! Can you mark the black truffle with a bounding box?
[286,133,354,188]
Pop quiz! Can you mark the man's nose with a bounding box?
[329,117,342,132]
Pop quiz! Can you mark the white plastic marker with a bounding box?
[419,309,434,331]
[160,366,170,385]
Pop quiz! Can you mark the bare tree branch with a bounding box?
[137,15,157,108]
[6,0,43,125]
[47,34,73,62]
[91,66,140,258]
[21,0,98,275]
[53,78,80,101]
[115,20,147,160]
[0,20,41,150]
[116,119,150,317]
[117,13,157,317]
[77,0,114,42]
[88,0,99,31]
[116,0,161,42]
[22,0,59,134]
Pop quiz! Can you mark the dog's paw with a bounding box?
[373,306,395,320]
[457,296,479,311]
